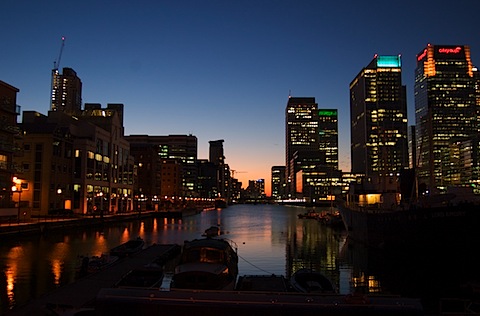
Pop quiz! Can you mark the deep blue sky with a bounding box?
[2,1,479,194]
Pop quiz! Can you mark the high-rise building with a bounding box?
[271,166,286,200]
[51,67,82,115]
[414,44,477,189]
[285,97,321,197]
[208,139,230,200]
[350,55,408,177]
[318,109,339,170]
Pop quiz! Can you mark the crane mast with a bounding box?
[53,36,66,71]
[51,36,66,111]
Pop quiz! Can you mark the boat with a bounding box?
[318,211,344,228]
[76,253,119,275]
[337,176,480,249]
[290,268,336,293]
[297,210,320,219]
[110,237,145,257]
[171,236,239,290]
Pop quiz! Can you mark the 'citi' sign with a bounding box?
[438,47,462,54]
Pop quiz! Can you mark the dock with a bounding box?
[6,244,423,316]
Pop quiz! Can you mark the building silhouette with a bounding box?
[414,44,477,190]
[350,55,408,177]
[208,139,230,201]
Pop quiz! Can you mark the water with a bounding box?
[1,204,478,314]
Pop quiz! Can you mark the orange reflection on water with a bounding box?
[5,246,23,307]
[49,241,70,285]
[90,232,108,255]
[120,227,131,244]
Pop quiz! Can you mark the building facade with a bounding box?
[414,44,477,189]
[126,134,198,209]
[17,104,134,216]
[271,166,286,200]
[0,80,21,218]
[285,97,321,197]
[318,109,339,171]
[350,55,408,177]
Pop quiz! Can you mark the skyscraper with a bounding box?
[51,67,82,115]
[414,44,477,189]
[285,96,322,197]
[350,55,408,177]
[318,109,339,170]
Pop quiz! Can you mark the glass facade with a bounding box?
[350,55,408,176]
[414,44,477,189]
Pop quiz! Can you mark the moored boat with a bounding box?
[290,268,336,293]
[297,210,320,219]
[77,253,119,276]
[110,237,145,257]
[171,236,238,290]
[318,211,344,228]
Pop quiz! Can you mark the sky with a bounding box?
[1,0,480,196]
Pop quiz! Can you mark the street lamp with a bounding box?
[12,183,22,223]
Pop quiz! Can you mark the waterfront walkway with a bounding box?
[0,208,201,237]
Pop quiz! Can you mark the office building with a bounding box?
[350,55,408,177]
[51,67,82,115]
[17,104,134,216]
[414,44,477,189]
[271,166,286,200]
[318,109,339,170]
[208,139,230,200]
[285,97,322,197]
[126,134,198,206]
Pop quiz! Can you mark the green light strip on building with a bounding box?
[318,110,337,116]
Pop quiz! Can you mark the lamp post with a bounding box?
[12,185,22,223]
[12,177,23,223]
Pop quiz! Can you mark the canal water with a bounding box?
[1,204,478,314]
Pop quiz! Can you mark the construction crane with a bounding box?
[53,36,66,71]
[231,170,247,178]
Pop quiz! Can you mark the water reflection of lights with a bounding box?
[49,241,70,285]
[120,227,131,243]
[91,232,108,254]
[51,259,62,285]
[6,246,23,307]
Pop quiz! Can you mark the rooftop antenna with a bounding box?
[53,36,66,71]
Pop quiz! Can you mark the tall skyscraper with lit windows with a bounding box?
[318,109,338,170]
[51,67,82,115]
[414,44,477,189]
[285,97,323,197]
[350,55,408,177]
